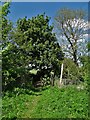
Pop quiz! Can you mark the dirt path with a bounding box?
[22,95,41,118]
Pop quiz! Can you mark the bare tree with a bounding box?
[54,8,88,66]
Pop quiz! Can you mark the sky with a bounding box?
[3,1,89,58]
[8,2,88,25]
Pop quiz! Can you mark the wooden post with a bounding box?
[60,63,64,86]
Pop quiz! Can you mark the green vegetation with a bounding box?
[2,86,88,119]
[2,2,63,91]
[1,2,89,119]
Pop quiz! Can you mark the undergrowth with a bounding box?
[2,85,88,119]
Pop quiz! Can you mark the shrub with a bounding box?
[62,58,83,85]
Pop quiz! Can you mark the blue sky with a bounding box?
[8,2,88,25]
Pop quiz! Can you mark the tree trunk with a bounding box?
[73,50,78,66]
[59,63,64,86]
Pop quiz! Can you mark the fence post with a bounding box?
[59,63,64,86]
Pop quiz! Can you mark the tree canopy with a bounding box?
[54,8,88,66]
[2,5,64,91]
[2,3,88,91]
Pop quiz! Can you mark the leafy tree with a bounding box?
[80,42,90,85]
[2,12,64,90]
[62,58,83,85]
[12,14,63,87]
[87,41,90,51]
[2,2,14,91]
[54,8,88,66]
[2,2,12,48]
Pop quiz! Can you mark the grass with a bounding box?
[2,85,88,119]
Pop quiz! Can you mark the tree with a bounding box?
[2,13,64,90]
[2,2,12,48]
[79,42,90,84]
[2,2,14,91]
[87,41,90,51]
[13,14,63,86]
[62,58,83,85]
[54,8,88,66]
